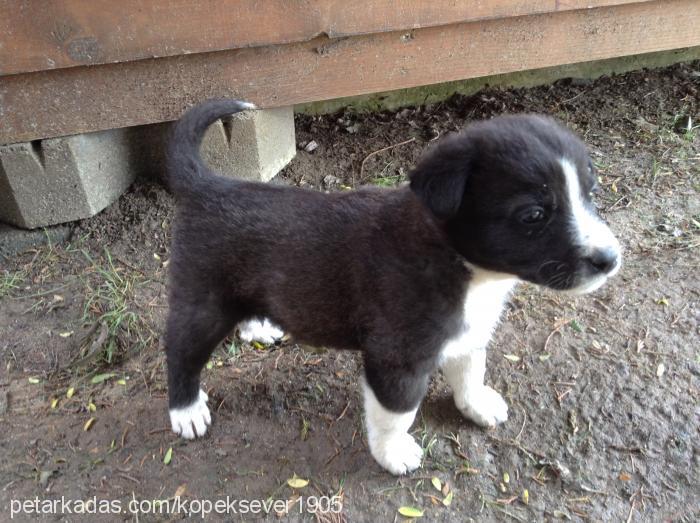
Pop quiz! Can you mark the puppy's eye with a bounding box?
[519,206,546,224]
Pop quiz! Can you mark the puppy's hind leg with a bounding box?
[362,358,431,475]
[165,295,239,439]
[441,347,508,428]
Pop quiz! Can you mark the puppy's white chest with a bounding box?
[440,269,517,360]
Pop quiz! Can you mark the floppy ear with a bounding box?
[409,135,471,220]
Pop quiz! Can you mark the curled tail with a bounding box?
[165,99,256,196]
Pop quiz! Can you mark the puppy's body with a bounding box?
[165,100,621,475]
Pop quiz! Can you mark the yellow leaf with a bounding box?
[503,472,510,484]
[431,477,442,492]
[117,379,127,385]
[398,506,423,518]
[287,475,309,489]
[59,331,73,338]
[174,484,187,498]
[88,402,96,412]
[522,489,530,505]
[503,354,520,362]
[611,182,618,193]
[28,377,40,384]
[164,447,173,465]
[50,398,59,409]
[83,418,95,431]
[66,387,75,399]
[442,491,454,507]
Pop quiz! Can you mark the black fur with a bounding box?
[164,100,607,415]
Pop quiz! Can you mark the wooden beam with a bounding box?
[1,0,698,143]
[1,0,653,76]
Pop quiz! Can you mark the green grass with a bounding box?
[0,269,25,299]
[80,248,151,366]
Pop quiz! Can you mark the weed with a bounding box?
[80,248,152,366]
[0,269,25,299]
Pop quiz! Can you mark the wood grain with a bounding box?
[1,0,698,143]
[1,0,653,76]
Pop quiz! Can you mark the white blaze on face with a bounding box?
[559,158,621,292]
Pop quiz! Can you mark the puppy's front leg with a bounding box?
[362,378,424,476]
[441,347,508,428]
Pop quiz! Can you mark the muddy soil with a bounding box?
[1,62,698,522]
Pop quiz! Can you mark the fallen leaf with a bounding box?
[50,398,59,409]
[83,418,95,431]
[59,331,73,338]
[503,354,520,362]
[87,402,97,412]
[91,373,115,384]
[164,447,173,465]
[117,379,127,385]
[619,472,631,481]
[431,477,442,492]
[398,506,423,518]
[66,387,75,398]
[28,377,40,384]
[503,472,510,484]
[442,491,454,507]
[522,489,529,505]
[287,475,309,489]
[174,484,187,497]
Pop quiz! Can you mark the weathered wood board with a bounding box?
[1,0,652,76]
[1,0,698,143]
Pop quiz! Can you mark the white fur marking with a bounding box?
[440,267,514,426]
[170,389,211,439]
[560,158,621,284]
[362,380,422,475]
[238,318,284,344]
[440,267,517,361]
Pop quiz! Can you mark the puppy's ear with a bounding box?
[409,136,471,220]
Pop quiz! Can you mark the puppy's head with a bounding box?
[410,114,621,294]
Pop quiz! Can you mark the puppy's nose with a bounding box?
[585,247,619,274]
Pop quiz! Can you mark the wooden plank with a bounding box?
[1,0,653,76]
[1,0,698,144]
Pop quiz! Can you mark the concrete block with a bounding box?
[0,223,71,261]
[0,128,136,229]
[200,106,296,182]
[0,106,295,229]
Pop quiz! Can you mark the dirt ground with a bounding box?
[1,61,698,522]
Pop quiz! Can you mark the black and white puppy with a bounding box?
[164,99,621,475]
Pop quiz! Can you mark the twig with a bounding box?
[357,137,416,183]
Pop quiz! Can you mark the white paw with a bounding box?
[238,318,284,345]
[369,433,423,476]
[457,386,508,428]
[170,389,211,439]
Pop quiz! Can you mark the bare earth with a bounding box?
[1,62,698,522]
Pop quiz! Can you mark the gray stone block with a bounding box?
[0,128,136,229]
[0,106,296,230]
[200,105,296,182]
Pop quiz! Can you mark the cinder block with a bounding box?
[0,128,136,229]
[0,106,296,229]
[200,106,296,182]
